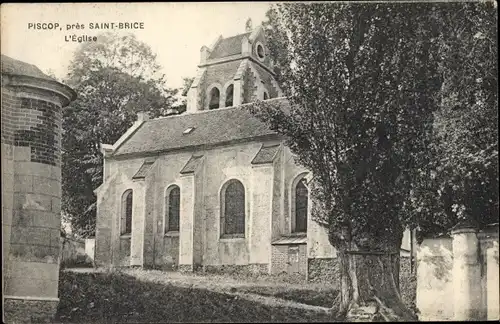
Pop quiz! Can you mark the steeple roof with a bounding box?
[209,32,252,59]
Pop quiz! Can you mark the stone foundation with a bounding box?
[307,256,414,285]
[4,297,58,323]
[247,263,269,275]
[307,257,341,284]
[178,264,193,272]
[203,263,268,275]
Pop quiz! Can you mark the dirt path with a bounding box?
[121,268,333,312]
[122,268,335,291]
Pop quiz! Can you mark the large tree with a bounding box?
[62,32,177,237]
[253,2,497,321]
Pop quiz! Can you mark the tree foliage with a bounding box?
[258,2,443,251]
[174,76,195,114]
[410,3,498,240]
[254,2,497,319]
[62,32,177,237]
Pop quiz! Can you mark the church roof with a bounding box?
[272,233,307,245]
[180,155,204,174]
[209,32,251,59]
[251,144,281,165]
[132,159,156,180]
[112,98,290,157]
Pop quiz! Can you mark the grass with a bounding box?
[123,268,339,307]
[55,269,338,323]
[234,287,338,308]
[55,266,416,322]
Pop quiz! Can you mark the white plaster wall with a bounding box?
[487,241,499,320]
[85,238,95,261]
[129,182,146,266]
[178,175,195,267]
[249,164,273,264]
[283,146,309,235]
[416,237,454,321]
[202,141,262,265]
[106,158,147,266]
[308,221,336,258]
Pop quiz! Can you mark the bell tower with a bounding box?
[186,26,283,113]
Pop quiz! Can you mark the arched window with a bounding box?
[221,179,245,237]
[165,185,180,233]
[121,189,133,235]
[292,176,308,233]
[225,84,234,107]
[209,87,220,110]
[263,91,269,100]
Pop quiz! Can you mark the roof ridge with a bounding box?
[221,31,251,40]
[147,97,288,123]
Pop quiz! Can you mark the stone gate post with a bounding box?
[487,241,499,320]
[451,226,482,320]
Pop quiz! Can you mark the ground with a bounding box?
[55,268,339,323]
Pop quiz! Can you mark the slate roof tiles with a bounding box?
[251,144,281,164]
[113,98,290,157]
[209,32,251,59]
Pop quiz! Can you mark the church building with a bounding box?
[94,26,412,280]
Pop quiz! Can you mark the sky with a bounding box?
[1,2,271,89]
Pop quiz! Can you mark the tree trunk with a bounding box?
[332,249,417,322]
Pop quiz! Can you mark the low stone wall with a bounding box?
[399,256,416,311]
[307,256,415,293]
[117,237,131,267]
[178,264,193,272]
[202,263,268,275]
[60,237,93,268]
[84,238,95,261]
[416,225,499,321]
[271,244,307,277]
[307,257,340,284]
[416,237,454,320]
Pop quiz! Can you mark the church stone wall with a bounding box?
[202,140,276,268]
[249,162,274,269]
[252,32,273,67]
[203,61,242,108]
[271,147,284,241]
[253,63,279,99]
[282,146,309,235]
[95,157,147,267]
[148,151,192,268]
[242,66,258,104]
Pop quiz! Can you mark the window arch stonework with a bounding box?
[207,85,221,110]
[165,185,180,234]
[225,84,234,107]
[220,179,246,238]
[121,189,133,235]
[291,173,309,234]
